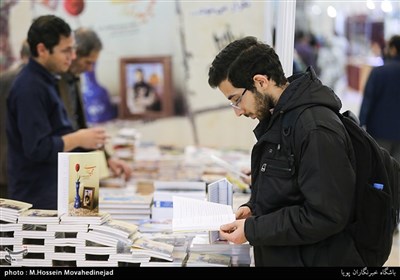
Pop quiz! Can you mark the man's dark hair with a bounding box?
[208,36,258,88]
[27,15,72,57]
[75,27,103,57]
[388,35,400,54]
[228,42,287,91]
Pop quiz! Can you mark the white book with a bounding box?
[59,212,111,225]
[46,223,88,233]
[172,196,235,232]
[89,220,139,239]
[0,198,32,214]
[51,252,85,261]
[207,178,233,243]
[77,260,118,267]
[76,245,116,255]
[77,230,136,248]
[18,209,60,224]
[58,151,103,217]
[207,178,233,206]
[99,194,153,209]
[0,223,22,232]
[131,237,174,261]
[109,253,150,263]
[186,252,231,267]
[19,259,52,267]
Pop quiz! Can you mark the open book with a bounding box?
[172,196,235,232]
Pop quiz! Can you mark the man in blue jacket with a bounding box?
[359,35,400,163]
[7,15,107,209]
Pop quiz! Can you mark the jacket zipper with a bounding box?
[261,163,292,173]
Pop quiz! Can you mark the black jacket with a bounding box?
[244,67,364,266]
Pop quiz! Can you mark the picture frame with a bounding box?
[82,186,95,210]
[119,56,174,119]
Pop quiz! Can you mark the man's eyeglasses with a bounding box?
[230,88,247,110]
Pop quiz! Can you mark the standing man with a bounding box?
[7,15,107,209]
[0,40,30,198]
[209,37,363,266]
[359,35,400,163]
[58,27,132,180]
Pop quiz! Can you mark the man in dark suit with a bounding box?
[0,40,30,198]
[359,35,400,163]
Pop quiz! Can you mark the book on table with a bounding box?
[58,151,106,218]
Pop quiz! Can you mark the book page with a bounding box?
[172,196,235,232]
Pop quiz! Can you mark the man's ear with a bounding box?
[37,43,48,57]
[253,74,269,91]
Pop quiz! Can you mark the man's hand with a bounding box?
[107,157,133,181]
[235,206,251,219]
[219,219,247,244]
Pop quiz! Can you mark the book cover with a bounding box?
[18,209,59,224]
[89,220,139,239]
[58,152,102,217]
[0,198,32,213]
[207,178,233,243]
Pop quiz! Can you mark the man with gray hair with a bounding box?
[58,27,132,180]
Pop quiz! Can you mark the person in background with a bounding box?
[7,15,107,210]
[359,35,400,163]
[294,30,320,75]
[0,40,30,198]
[58,27,132,180]
[208,37,363,266]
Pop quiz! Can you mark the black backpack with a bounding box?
[282,106,400,267]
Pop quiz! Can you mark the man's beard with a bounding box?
[254,89,274,121]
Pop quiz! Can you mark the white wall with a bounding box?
[6,0,273,150]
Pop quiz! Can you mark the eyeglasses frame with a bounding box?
[230,88,247,110]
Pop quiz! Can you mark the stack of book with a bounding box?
[47,223,89,266]
[59,212,111,225]
[152,181,206,221]
[190,233,252,266]
[0,223,23,266]
[76,219,142,266]
[139,232,192,267]
[99,187,152,224]
[112,127,140,162]
[15,209,60,267]
[131,237,174,262]
[0,198,32,223]
[0,198,32,266]
[185,252,231,267]
[92,220,149,266]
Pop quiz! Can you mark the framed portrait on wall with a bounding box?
[119,56,173,119]
[82,186,95,210]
